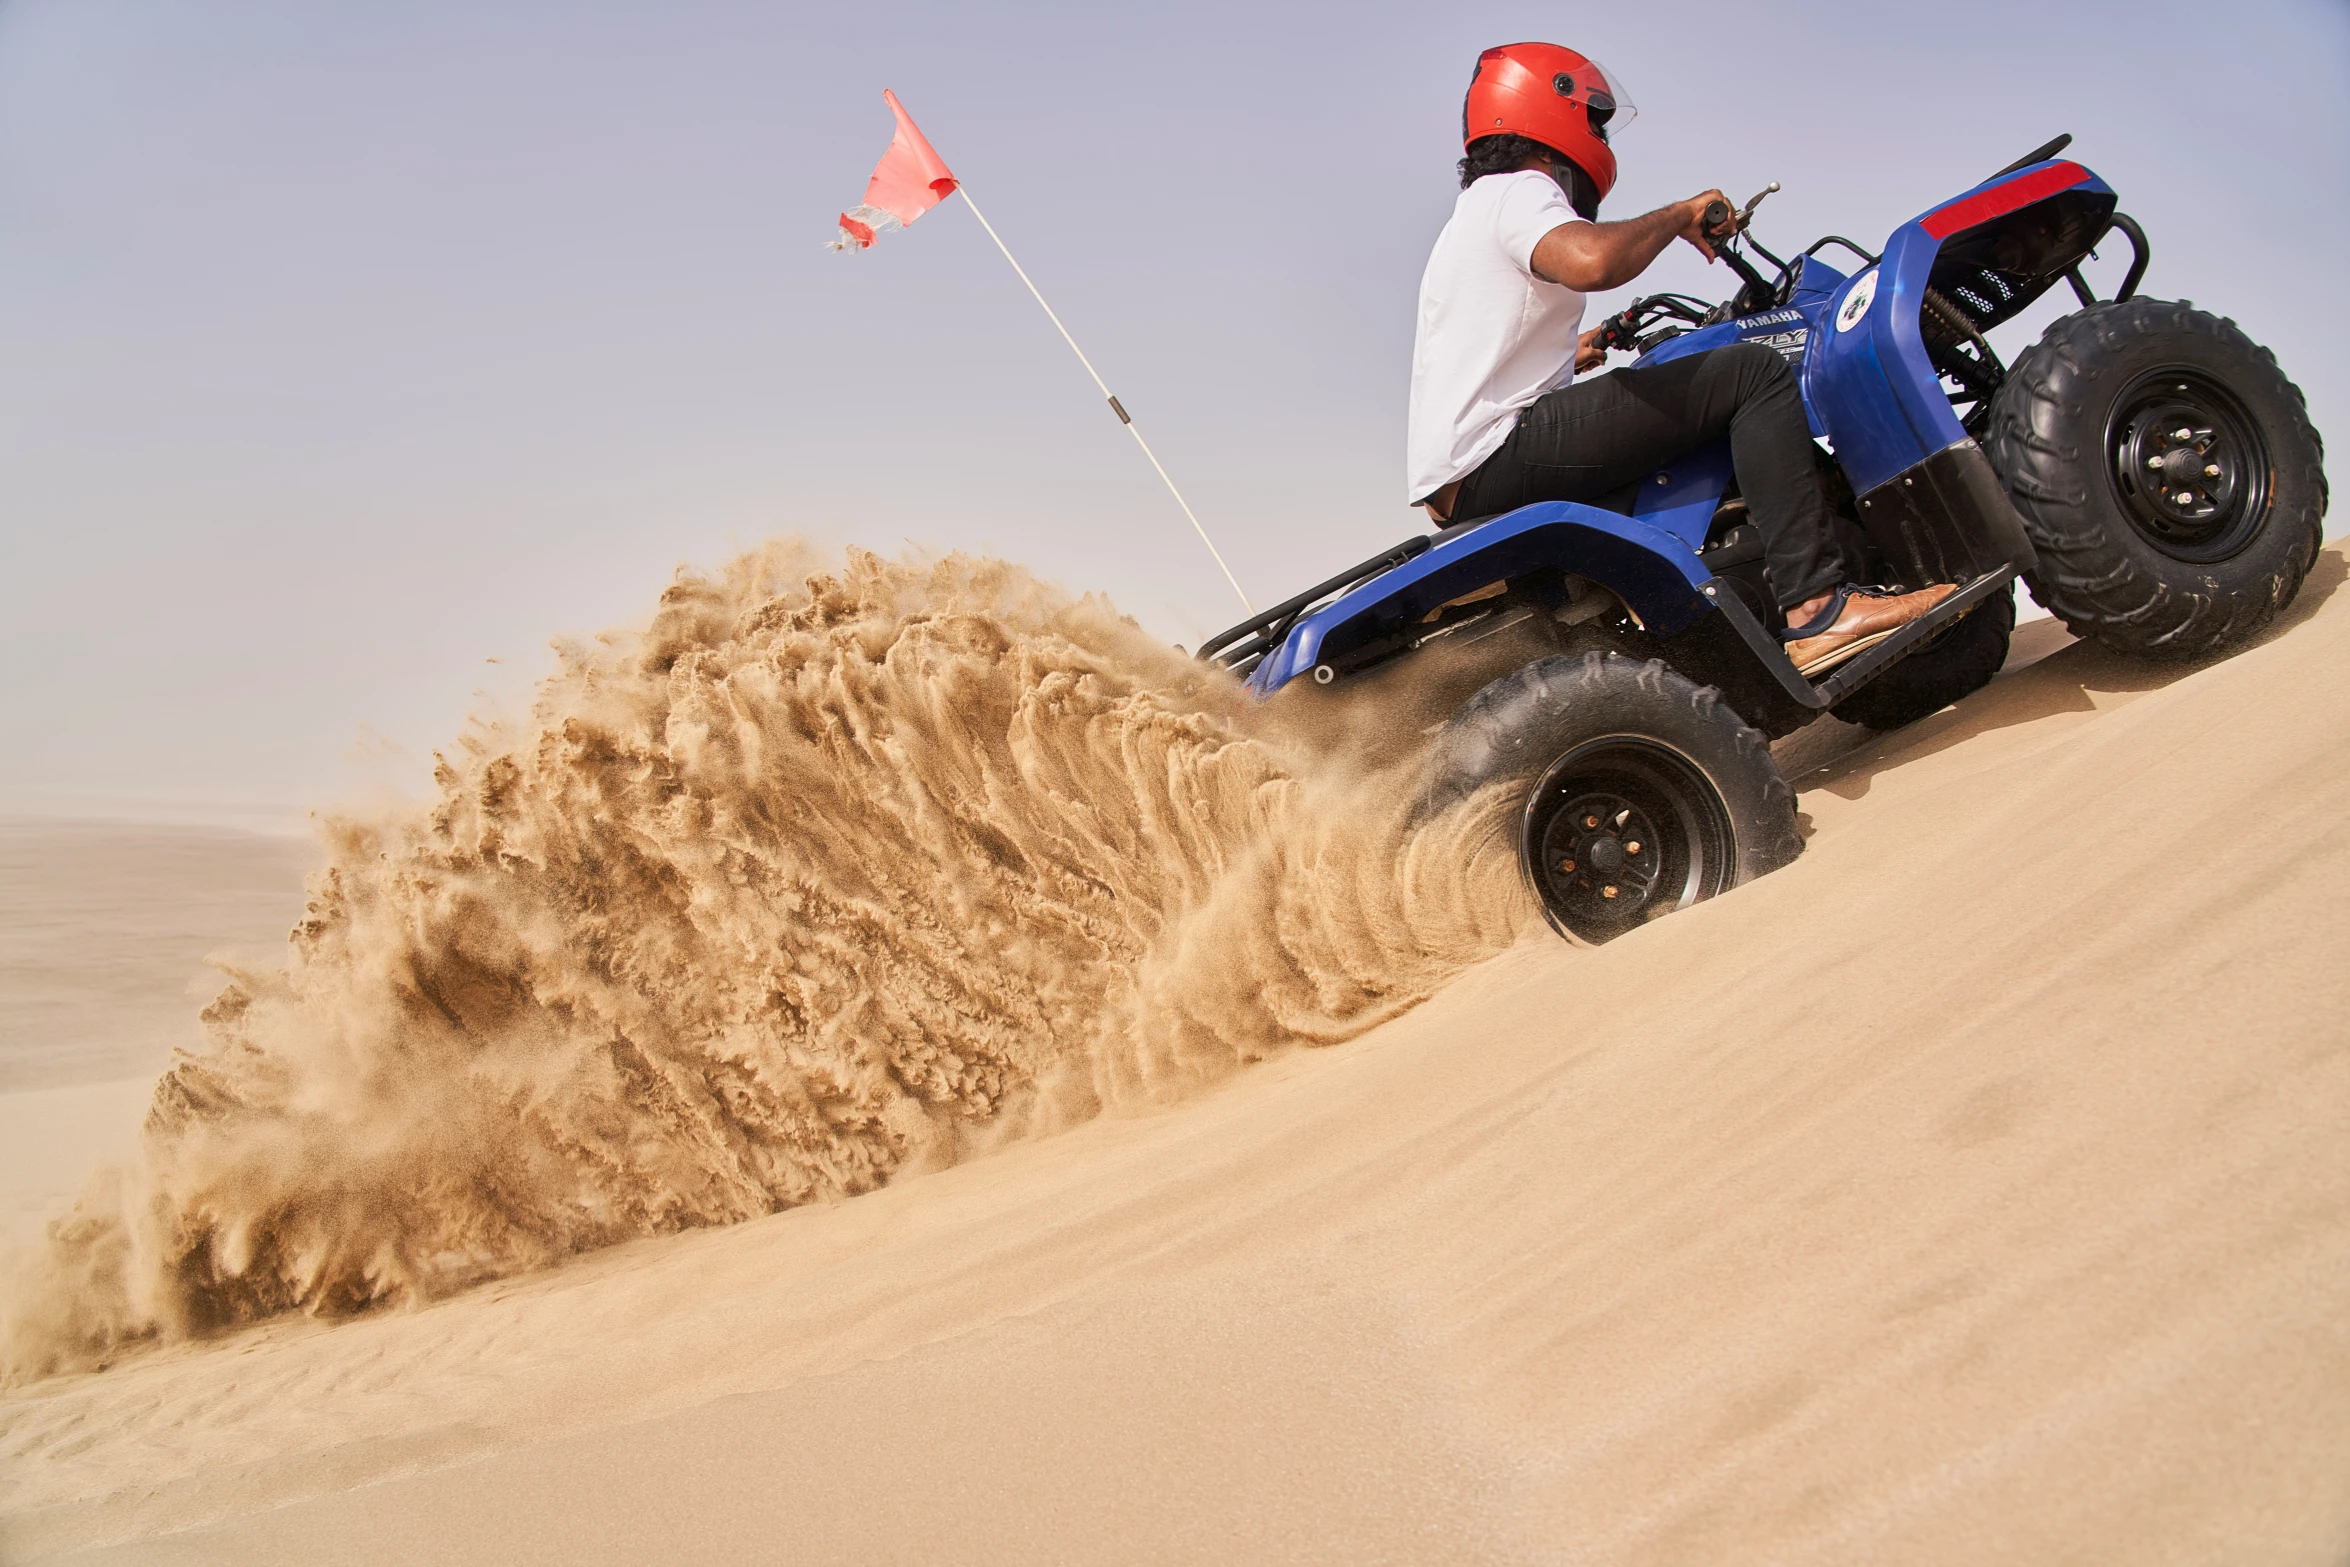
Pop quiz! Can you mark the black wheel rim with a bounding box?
[2105,368,2272,564]
[1520,737,1735,945]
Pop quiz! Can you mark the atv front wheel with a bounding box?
[1422,653,1802,944]
[1830,582,2015,731]
[1985,299,2327,659]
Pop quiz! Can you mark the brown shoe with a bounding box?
[1784,582,1959,676]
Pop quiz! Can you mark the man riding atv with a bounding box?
[1408,41,1954,672]
[1202,49,2324,944]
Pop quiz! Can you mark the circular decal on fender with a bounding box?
[1836,269,1878,333]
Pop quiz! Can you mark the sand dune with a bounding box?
[4,551,2348,1565]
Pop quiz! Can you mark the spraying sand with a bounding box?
[1,543,1523,1378]
[3,547,2347,1564]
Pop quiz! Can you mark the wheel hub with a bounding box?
[1547,796,1659,917]
[2134,410,2234,519]
[1523,738,1734,945]
[1583,832,1627,874]
[2107,374,2269,563]
[2155,443,2200,486]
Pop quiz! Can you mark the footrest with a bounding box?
[1808,569,2016,707]
[1696,566,2018,714]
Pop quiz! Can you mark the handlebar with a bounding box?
[1593,292,1717,355]
[1699,183,1780,250]
[1596,181,1888,362]
[1694,186,1779,313]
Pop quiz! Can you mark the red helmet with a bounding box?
[1463,43,1635,207]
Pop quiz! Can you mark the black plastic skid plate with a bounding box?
[1854,441,2038,588]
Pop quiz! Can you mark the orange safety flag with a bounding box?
[829,90,959,250]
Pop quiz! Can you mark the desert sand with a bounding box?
[3,551,2347,1565]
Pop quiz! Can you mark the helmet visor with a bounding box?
[1554,58,1637,143]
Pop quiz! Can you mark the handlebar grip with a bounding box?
[1700,198,1736,243]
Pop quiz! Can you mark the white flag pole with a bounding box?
[952,184,1255,615]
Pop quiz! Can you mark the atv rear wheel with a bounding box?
[1984,299,2327,659]
[1422,652,1802,944]
[1830,581,2015,731]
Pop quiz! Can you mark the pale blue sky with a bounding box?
[3,0,2344,823]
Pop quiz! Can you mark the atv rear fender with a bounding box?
[1228,496,2018,742]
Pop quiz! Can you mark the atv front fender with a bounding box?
[1249,502,1714,696]
[1810,159,2117,495]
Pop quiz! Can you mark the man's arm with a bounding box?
[1531,190,1728,293]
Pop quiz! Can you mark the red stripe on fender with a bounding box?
[1919,161,2089,240]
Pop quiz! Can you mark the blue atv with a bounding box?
[1200,135,2329,944]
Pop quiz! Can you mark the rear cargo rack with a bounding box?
[1197,535,1431,678]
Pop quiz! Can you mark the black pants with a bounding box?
[1451,341,1843,611]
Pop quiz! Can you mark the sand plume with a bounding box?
[1,543,1528,1378]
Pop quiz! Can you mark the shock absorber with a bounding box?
[1921,286,2005,402]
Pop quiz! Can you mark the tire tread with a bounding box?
[1984,298,2326,658]
[1423,652,1804,911]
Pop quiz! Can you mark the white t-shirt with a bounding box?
[1405,170,1589,503]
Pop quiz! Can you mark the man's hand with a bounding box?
[1678,189,1731,261]
[1575,327,1608,374]
[1532,187,1732,293]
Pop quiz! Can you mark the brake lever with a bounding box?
[1738,181,1782,228]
